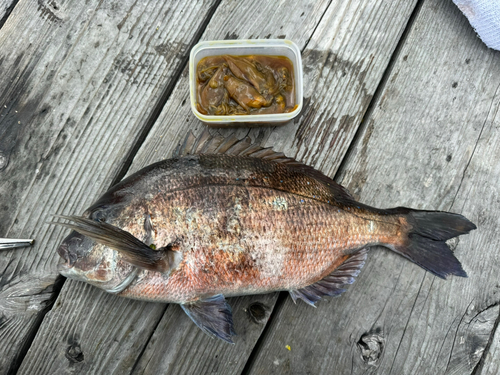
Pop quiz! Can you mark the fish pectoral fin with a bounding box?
[289,248,369,307]
[52,215,171,272]
[181,294,236,344]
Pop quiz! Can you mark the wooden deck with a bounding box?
[1,0,499,374]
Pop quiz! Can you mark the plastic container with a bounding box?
[189,39,303,127]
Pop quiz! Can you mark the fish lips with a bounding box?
[57,230,89,273]
[57,243,72,274]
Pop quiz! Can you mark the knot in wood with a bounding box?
[66,341,84,363]
[0,151,7,170]
[247,302,270,324]
[357,331,384,366]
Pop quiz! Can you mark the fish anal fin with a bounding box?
[181,294,236,344]
[290,248,369,307]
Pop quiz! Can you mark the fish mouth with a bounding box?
[57,257,71,275]
[57,244,73,275]
[57,230,85,272]
[57,242,72,268]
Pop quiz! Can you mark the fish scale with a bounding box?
[109,183,400,303]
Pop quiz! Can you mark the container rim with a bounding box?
[189,39,303,124]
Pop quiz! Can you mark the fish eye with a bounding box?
[90,209,107,223]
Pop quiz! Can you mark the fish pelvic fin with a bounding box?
[289,248,369,307]
[181,294,236,344]
[388,209,476,279]
[52,215,172,272]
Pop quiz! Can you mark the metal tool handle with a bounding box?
[0,238,35,250]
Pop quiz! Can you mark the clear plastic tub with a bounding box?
[189,39,303,127]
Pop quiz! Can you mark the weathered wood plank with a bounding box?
[125,1,421,374]
[0,0,219,373]
[18,280,167,374]
[133,294,279,375]
[16,1,334,374]
[15,0,432,373]
[449,54,500,375]
[249,1,500,374]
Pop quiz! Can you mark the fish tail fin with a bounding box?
[387,209,476,279]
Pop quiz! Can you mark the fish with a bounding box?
[53,131,476,343]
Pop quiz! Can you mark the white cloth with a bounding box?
[453,0,500,51]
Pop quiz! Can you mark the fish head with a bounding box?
[55,168,173,290]
[57,203,139,293]
[57,228,138,293]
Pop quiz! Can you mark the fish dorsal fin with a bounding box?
[181,294,236,344]
[289,248,369,307]
[175,130,296,161]
[174,131,355,203]
[281,161,355,202]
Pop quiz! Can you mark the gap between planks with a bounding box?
[467,83,500,375]
[129,304,170,375]
[0,0,19,30]
[334,0,425,184]
[329,1,500,372]
[11,0,426,373]
[240,290,289,375]
[122,1,337,370]
[471,302,500,375]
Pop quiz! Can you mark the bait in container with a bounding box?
[189,39,303,127]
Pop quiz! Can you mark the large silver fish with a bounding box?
[53,132,476,343]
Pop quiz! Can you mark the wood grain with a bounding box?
[0,0,219,373]
[131,0,419,177]
[132,294,279,375]
[447,43,500,375]
[249,1,500,374]
[17,0,420,372]
[480,308,500,375]
[19,280,167,375]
